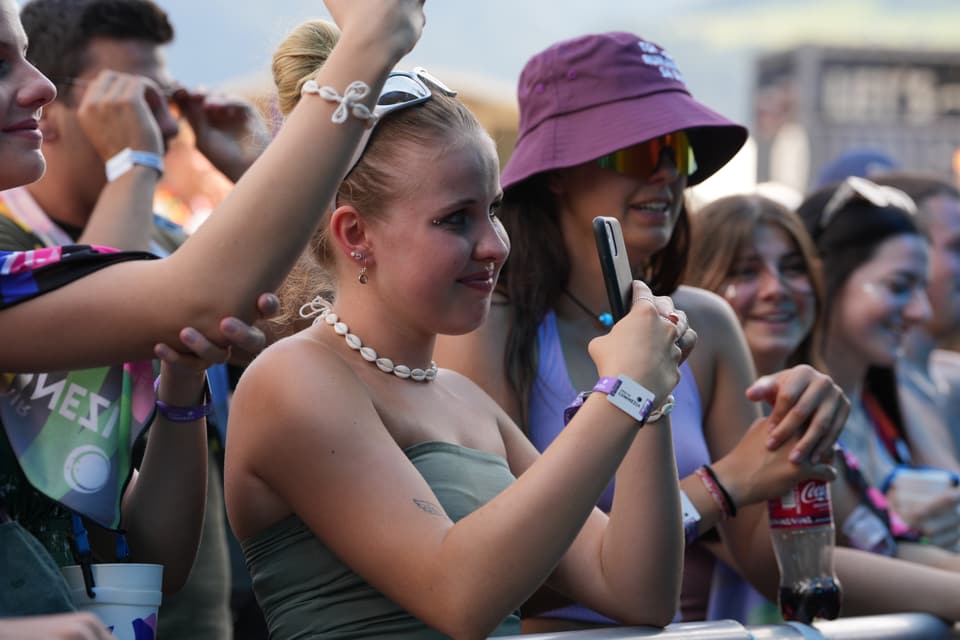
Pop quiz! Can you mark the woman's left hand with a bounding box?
[745,364,849,464]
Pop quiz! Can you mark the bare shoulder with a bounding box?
[436,366,509,417]
[231,330,372,442]
[673,285,738,329]
[672,286,755,421]
[673,285,743,352]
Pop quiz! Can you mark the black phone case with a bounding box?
[592,217,632,322]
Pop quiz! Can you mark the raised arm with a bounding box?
[74,72,170,251]
[437,292,687,626]
[0,0,425,372]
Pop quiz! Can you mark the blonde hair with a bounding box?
[269,19,488,334]
[272,19,341,117]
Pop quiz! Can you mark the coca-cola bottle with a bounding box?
[767,479,842,624]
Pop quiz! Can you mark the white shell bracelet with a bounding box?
[301,79,378,126]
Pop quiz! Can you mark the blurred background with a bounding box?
[153,0,960,218]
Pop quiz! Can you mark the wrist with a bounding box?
[154,375,211,423]
[331,32,401,77]
[709,457,747,511]
[105,147,164,182]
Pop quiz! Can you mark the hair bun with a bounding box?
[272,19,341,116]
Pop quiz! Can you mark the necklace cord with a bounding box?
[563,289,613,329]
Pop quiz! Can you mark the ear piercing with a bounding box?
[351,251,368,284]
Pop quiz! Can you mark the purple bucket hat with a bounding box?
[501,32,748,189]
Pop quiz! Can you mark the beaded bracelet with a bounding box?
[695,465,736,520]
[702,465,737,518]
[154,376,212,423]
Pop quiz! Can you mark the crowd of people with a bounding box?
[1,1,959,639]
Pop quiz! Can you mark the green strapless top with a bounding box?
[241,441,522,640]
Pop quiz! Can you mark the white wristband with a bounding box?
[602,375,657,424]
[105,147,164,182]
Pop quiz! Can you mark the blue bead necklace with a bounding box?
[563,289,613,330]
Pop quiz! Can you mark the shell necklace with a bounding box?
[300,297,438,382]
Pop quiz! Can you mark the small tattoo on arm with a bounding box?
[413,498,445,517]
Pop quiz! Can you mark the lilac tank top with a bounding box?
[528,310,775,624]
[527,311,707,623]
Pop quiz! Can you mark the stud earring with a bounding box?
[350,250,368,284]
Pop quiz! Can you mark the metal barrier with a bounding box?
[813,614,959,639]
[498,614,960,639]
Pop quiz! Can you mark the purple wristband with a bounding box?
[154,376,212,423]
[562,377,622,425]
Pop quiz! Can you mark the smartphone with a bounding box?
[593,216,633,323]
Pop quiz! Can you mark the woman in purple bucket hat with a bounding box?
[437,32,851,628]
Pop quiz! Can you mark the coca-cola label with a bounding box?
[768,480,833,529]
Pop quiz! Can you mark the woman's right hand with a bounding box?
[324,0,425,61]
[712,416,837,509]
[588,280,688,403]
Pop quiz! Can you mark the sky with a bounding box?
[156,0,960,127]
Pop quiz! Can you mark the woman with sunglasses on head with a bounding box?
[225,20,694,640]
[0,0,424,636]
[793,178,960,559]
[435,33,847,628]
[686,191,960,622]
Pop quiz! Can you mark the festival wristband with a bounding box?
[154,376,212,423]
[563,376,674,426]
[601,375,656,424]
[105,147,164,182]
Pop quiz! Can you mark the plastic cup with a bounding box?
[61,563,163,640]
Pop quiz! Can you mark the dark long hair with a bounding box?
[797,180,926,446]
[498,174,688,431]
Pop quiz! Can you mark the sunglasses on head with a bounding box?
[820,176,917,229]
[596,131,697,180]
[337,68,457,197]
[371,66,457,120]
